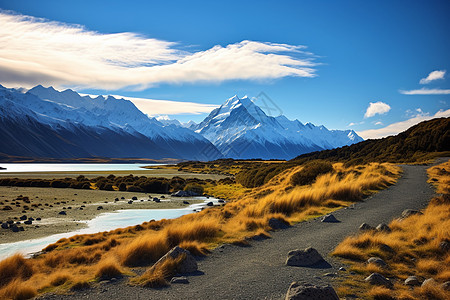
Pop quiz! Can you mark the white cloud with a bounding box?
[113,95,219,116]
[400,88,450,95]
[364,101,391,118]
[357,109,450,139]
[420,70,446,84]
[348,122,356,126]
[374,121,383,125]
[0,11,317,90]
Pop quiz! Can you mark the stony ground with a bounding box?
[38,164,435,300]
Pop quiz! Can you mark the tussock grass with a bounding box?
[0,254,33,288]
[0,279,37,300]
[130,255,185,288]
[333,159,450,300]
[0,162,400,296]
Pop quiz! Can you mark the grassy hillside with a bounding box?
[333,160,450,299]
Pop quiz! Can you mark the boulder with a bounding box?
[132,196,138,200]
[268,218,290,230]
[421,278,436,287]
[170,276,189,284]
[153,198,161,203]
[1,223,9,229]
[10,224,19,232]
[20,215,27,220]
[367,257,388,269]
[439,240,450,252]
[285,282,339,300]
[183,201,190,205]
[359,223,374,231]
[150,246,197,275]
[24,220,32,225]
[404,276,421,286]
[58,211,66,215]
[286,247,324,267]
[97,206,103,210]
[321,214,339,223]
[376,223,391,232]
[401,209,422,219]
[365,273,393,288]
[127,200,133,204]
[441,281,450,291]
[206,202,213,206]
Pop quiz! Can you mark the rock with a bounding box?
[321,214,339,223]
[170,276,189,284]
[421,278,436,287]
[160,195,165,199]
[206,202,213,206]
[58,211,66,215]
[404,276,421,286]
[441,281,450,291]
[379,243,395,253]
[339,267,346,271]
[183,201,190,205]
[121,197,125,200]
[171,190,199,197]
[376,223,391,232]
[285,282,339,300]
[10,225,19,232]
[36,217,41,221]
[286,247,325,267]
[439,240,450,252]
[24,220,32,225]
[268,218,290,230]
[132,196,138,200]
[97,206,103,210]
[218,199,225,203]
[20,215,27,220]
[127,200,133,204]
[153,198,161,203]
[7,220,14,224]
[365,273,393,288]
[359,223,374,231]
[1,222,9,229]
[150,246,197,274]
[19,226,24,231]
[367,257,388,268]
[401,209,422,219]
[114,198,119,201]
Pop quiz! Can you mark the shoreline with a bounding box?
[0,186,204,245]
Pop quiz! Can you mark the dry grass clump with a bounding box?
[333,159,450,299]
[368,286,395,300]
[95,257,123,280]
[0,162,400,297]
[0,279,37,300]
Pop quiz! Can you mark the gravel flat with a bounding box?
[39,164,437,300]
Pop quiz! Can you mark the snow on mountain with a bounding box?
[156,115,182,127]
[193,95,363,159]
[0,85,222,160]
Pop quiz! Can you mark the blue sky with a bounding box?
[0,0,449,138]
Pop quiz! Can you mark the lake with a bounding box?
[0,197,224,258]
[0,163,158,173]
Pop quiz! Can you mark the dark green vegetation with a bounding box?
[0,175,220,194]
[290,161,334,186]
[180,118,450,188]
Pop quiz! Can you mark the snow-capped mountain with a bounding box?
[192,95,363,159]
[0,85,222,160]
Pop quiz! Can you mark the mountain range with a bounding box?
[0,85,363,161]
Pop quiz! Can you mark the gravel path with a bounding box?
[39,164,436,300]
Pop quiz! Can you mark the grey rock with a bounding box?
[365,273,393,288]
[58,211,66,215]
[339,267,346,271]
[170,276,189,284]
[404,276,421,286]
[286,247,324,267]
[401,209,422,219]
[359,223,374,231]
[376,223,391,232]
[150,246,197,274]
[439,240,450,252]
[421,278,436,287]
[285,282,339,300]
[268,218,289,230]
[321,214,339,223]
[367,257,388,268]
[206,202,213,206]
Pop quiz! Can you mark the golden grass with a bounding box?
[368,286,395,300]
[0,162,401,296]
[130,255,185,288]
[333,159,450,300]
[0,279,37,300]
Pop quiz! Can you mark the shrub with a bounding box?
[290,160,334,186]
[118,182,127,191]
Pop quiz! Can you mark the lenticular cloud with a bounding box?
[0,11,318,90]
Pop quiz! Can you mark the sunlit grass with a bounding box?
[0,162,401,298]
[333,159,450,299]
